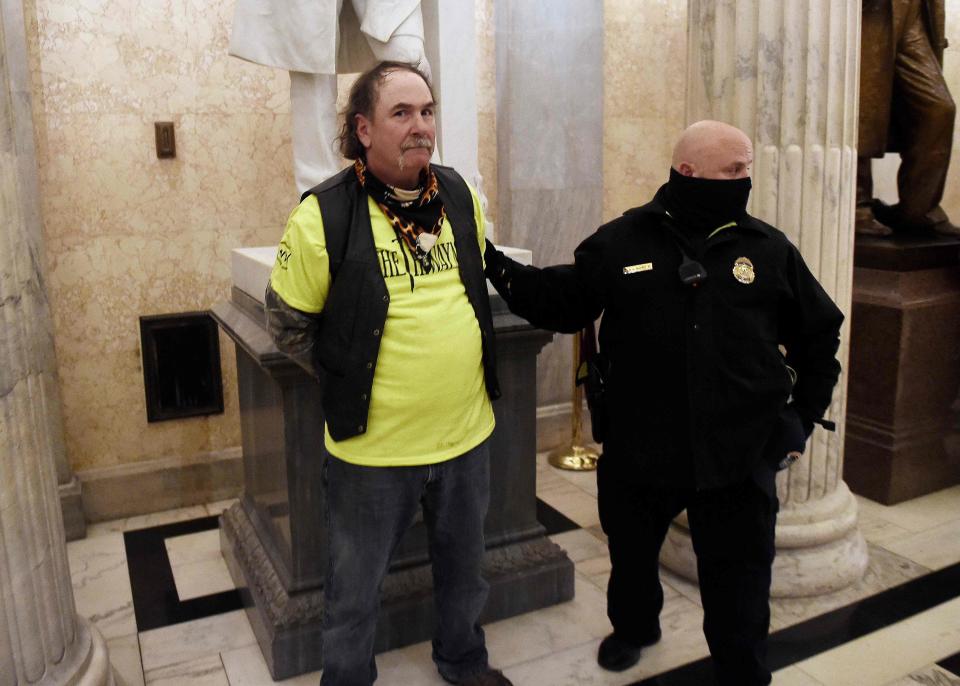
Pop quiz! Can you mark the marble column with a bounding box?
[660,0,869,596]
[423,0,479,187]
[495,0,604,420]
[0,0,112,682]
[1,0,82,540]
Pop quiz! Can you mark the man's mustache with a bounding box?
[401,137,433,152]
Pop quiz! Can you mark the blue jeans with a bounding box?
[320,441,491,686]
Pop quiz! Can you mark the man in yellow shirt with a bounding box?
[265,61,510,686]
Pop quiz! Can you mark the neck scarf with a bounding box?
[354,158,446,272]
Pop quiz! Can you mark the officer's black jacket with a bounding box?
[486,187,843,489]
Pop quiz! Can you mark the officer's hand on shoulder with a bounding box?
[484,239,508,280]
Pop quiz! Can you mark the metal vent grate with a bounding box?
[139,312,224,422]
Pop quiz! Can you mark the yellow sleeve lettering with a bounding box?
[269,194,330,313]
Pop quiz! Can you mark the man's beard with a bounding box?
[397,136,433,172]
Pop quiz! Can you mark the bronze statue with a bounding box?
[857,0,958,236]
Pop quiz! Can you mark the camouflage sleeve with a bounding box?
[264,282,322,379]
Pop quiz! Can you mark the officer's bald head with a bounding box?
[672,120,753,180]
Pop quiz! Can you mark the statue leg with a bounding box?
[889,7,957,232]
[856,157,892,236]
[289,71,342,194]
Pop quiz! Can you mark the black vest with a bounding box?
[303,164,501,442]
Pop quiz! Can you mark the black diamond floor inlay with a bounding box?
[125,515,242,632]
[536,497,580,536]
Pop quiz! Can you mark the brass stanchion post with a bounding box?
[548,332,599,471]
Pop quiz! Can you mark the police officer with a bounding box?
[484,120,843,686]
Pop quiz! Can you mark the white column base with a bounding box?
[660,482,869,598]
[36,617,114,686]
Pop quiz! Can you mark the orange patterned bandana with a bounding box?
[354,158,446,273]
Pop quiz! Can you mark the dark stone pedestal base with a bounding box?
[845,235,960,504]
[221,502,574,680]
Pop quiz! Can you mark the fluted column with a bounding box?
[0,0,112,682]
[660,0,868,596]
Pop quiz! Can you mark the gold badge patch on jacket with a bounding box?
[623,262,653,275]
[732,257,755,284]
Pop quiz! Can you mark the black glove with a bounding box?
[484,239,505,278]
[484,239,516,298]
[767,404,811,471]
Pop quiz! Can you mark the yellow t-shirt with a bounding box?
[269,188,495,467]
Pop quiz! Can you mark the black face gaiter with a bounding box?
[664,167,752,232]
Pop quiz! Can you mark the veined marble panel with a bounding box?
[143,654,229,686]
[31,0,288,116]
[793,597,960,686]
[482,577,610,669]
[36,111,291,471]
[548,528,608,565]
[171,557,235,602]
[164,529,220,567]
[67,531,136,640]
[107,633,145,686]
[883,665,960,686]
[771,666,825,685]
[855,486,960,534]
[502,595,707,685]
[768,544,930,631]
[139,609,256,672]
[220,644,320,686]
[880,518,960,572]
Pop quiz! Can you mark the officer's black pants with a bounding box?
[597,455,778,686]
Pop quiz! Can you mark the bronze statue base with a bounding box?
[845,233,960,504]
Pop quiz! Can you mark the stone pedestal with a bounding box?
[0,0,110,681]
[661,0,868,597]
[213,251,574,679]
[845,235,960,504]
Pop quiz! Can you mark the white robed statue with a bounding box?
[229,0,431,193]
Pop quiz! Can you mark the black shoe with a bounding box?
[456,668,513,686]
[597,630,662,672]
[870,199,960,236]
[855,205,893,236]
[933,220,960,236]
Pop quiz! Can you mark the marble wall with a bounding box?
[22,0,960,477]
[27,0,292,472]
[602,0,687,220]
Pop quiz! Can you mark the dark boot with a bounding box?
[454,668,513,686]
[596,629,662,672]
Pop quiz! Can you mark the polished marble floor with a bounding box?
[68,453,960,686]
